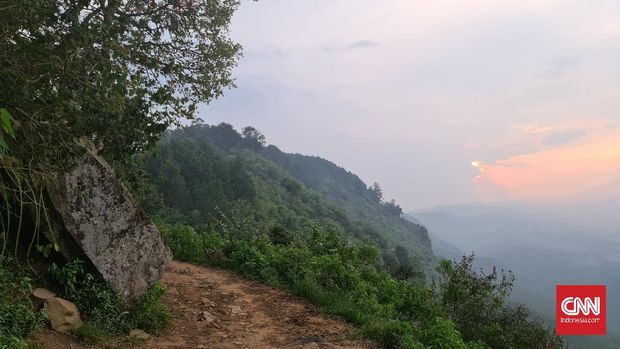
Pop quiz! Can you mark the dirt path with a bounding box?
[34,261,376,349]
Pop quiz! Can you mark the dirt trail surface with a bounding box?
[34,260,376,349]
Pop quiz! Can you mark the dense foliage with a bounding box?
[0,1,242,266]
[0,258,44,348]
[0,257,170,347]
[47,259,171,342]
[137,123,563,348]
[0,0,241,170]
[159,221,563,349]
[141,124,433,276]
[0,2,566,346]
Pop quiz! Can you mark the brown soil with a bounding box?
[32,260,376,349]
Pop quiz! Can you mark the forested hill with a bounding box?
[259,142,432,262]
[143,123,434,270]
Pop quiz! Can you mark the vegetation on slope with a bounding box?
[0,0,241,263]
[0,258,44,348]
[260,143,431,262]
[134,123,563,348]
[159,220,563,349]
[141,123,432,278]
[0,256,171,348]
[47,260,171,343]
[0,1,564,347]
[1,1,241,346]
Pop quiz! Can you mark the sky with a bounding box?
[200,0,620,210]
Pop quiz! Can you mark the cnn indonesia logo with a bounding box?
[556,285,606,336]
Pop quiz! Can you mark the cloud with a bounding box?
[541,129,586,146]
[325,40,381,52]
[345,40,381,49]
[474,129,620,200]
[519,125,554,134]
[538,56,581,79]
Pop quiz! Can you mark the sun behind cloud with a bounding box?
[470,161,486,183]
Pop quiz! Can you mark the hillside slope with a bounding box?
[143,124,434,269]
[260,145,432,263]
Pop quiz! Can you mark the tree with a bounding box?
[437,255,563,348]
[241,126,266,150]
[389,245,422,281]
[369,182,383,202]
[382,199,402,216]
[395,245,410,266]
[268,224,293,246]
[0,0,242,171]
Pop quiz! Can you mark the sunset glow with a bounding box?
[470,161,486,183]
[473,128,620,200]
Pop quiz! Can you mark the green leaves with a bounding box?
[0,108,15,152]
[0,259,46,343]
[35,243,59,259]
[1,0,241,170]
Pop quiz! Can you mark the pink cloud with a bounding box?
[475,128,620,200]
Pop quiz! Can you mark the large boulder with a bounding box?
[46,154,172,303]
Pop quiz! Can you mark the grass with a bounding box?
[47,260,171,343]
[0,257,45,349]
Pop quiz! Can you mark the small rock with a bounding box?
[198,311,215,323]
[229,305,243,315]
[32,288,56,301]
[129,329,151,340]
[44,297,82,333]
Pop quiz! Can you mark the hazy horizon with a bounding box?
[200,0,620,211]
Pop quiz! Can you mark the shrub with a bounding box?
[158,223,563,349]
[0,258,45,348]
[160,224,205,263]
[437,255,563,348]
[418,317,468,349]
[47,260,171,342]
[268,224,293,246]
[130,284,171,335]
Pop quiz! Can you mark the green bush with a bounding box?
[158,222,563,349]
[437,255,563,348]
[418,317,468,349]
[130,284,171,335]
[0,258,45,348]
[160,224,206,263]
[47,260,170,342]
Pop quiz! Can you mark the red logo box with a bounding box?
[556,285,606,336]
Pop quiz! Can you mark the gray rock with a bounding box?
[47,154,172,303]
